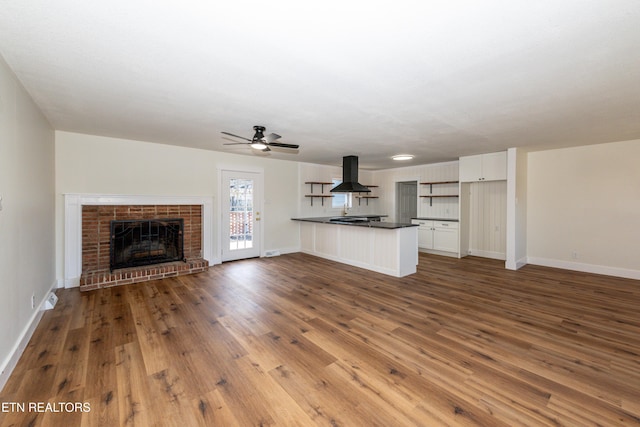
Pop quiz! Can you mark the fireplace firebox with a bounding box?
[110,218,184,271]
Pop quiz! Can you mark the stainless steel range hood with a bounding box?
[330,155,371,193]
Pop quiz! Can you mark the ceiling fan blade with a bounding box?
[223,142,251,145]
[267,142,299,149]
[264,133,281,142]
[221,131,252,142]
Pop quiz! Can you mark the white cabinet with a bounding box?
[413,220,434,248]
[411,220,459,254]
[299,222,418,277]
[433,222,459,253]
[481,152,508,181]
[459,156,483,182]
[459,151,507,182]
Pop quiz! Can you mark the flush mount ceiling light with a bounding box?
[392,154,414,161]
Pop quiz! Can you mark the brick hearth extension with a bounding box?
[80,259,208,291]
[79,204,208,291]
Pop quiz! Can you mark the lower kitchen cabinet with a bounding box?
[416,221,434,248]
[411,219,459,256]
[433,223,458,253]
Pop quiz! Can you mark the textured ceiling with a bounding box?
[1,1,639,169]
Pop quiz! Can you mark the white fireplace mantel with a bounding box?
[63,193,214,288]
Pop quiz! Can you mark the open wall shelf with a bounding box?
[305,181,333,193]
[304,182,380,206]
[356,185,379,205]
[304,182,334,206]
[420,181,459,206]
[304,195,333,206]
[355,195,379,206]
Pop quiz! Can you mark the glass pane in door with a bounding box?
[229,178,254,251]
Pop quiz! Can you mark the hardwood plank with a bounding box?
[204,359,276,426]
[81,298,119,424]
[1,311,71,403]
[114,341,152,427]
[80,394,119,427]
[191,389,242,427]
[52,326,91,396]
[126,284,176,376]
[234,356,316,425]
[146,368,201,427]
[218,315,284,372]
[269,362,386,426]
[66,288,95,330]
[2,253,640,426]
[305,317,510,426]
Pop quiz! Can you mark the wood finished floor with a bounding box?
[1,253,639,426]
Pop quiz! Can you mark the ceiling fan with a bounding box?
[222,125,299,152]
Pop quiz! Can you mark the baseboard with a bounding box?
[527,257,640,280]
[505,257,528,270]
[467,249,506,261]
[64,276,80,288]
[418,248,459,258]
[261,247,300,257]
[277,246,301,255]
[516,257,528,269]
[0,280,57,392]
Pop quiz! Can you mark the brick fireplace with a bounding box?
[79,205,208,291]
[63,194,214,291]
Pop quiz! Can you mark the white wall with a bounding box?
[527,139,640,279]
[468,181,507,259]
[0,56,55,388]
[55,131,300,282]
[375,161,459,222]
[299,160,460,223]
[298,162,375,218]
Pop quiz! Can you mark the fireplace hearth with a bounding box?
[110,218,184,271]
[77,203,209,291]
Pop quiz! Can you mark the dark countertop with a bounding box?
[411,217,459,222]
[292,216,417,229]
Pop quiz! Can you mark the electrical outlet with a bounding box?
[31,293,36,309]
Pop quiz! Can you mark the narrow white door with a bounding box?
[221,170,262,261]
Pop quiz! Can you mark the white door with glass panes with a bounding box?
[221,170,263,261]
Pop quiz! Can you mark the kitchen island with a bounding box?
[292,216,418,277]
